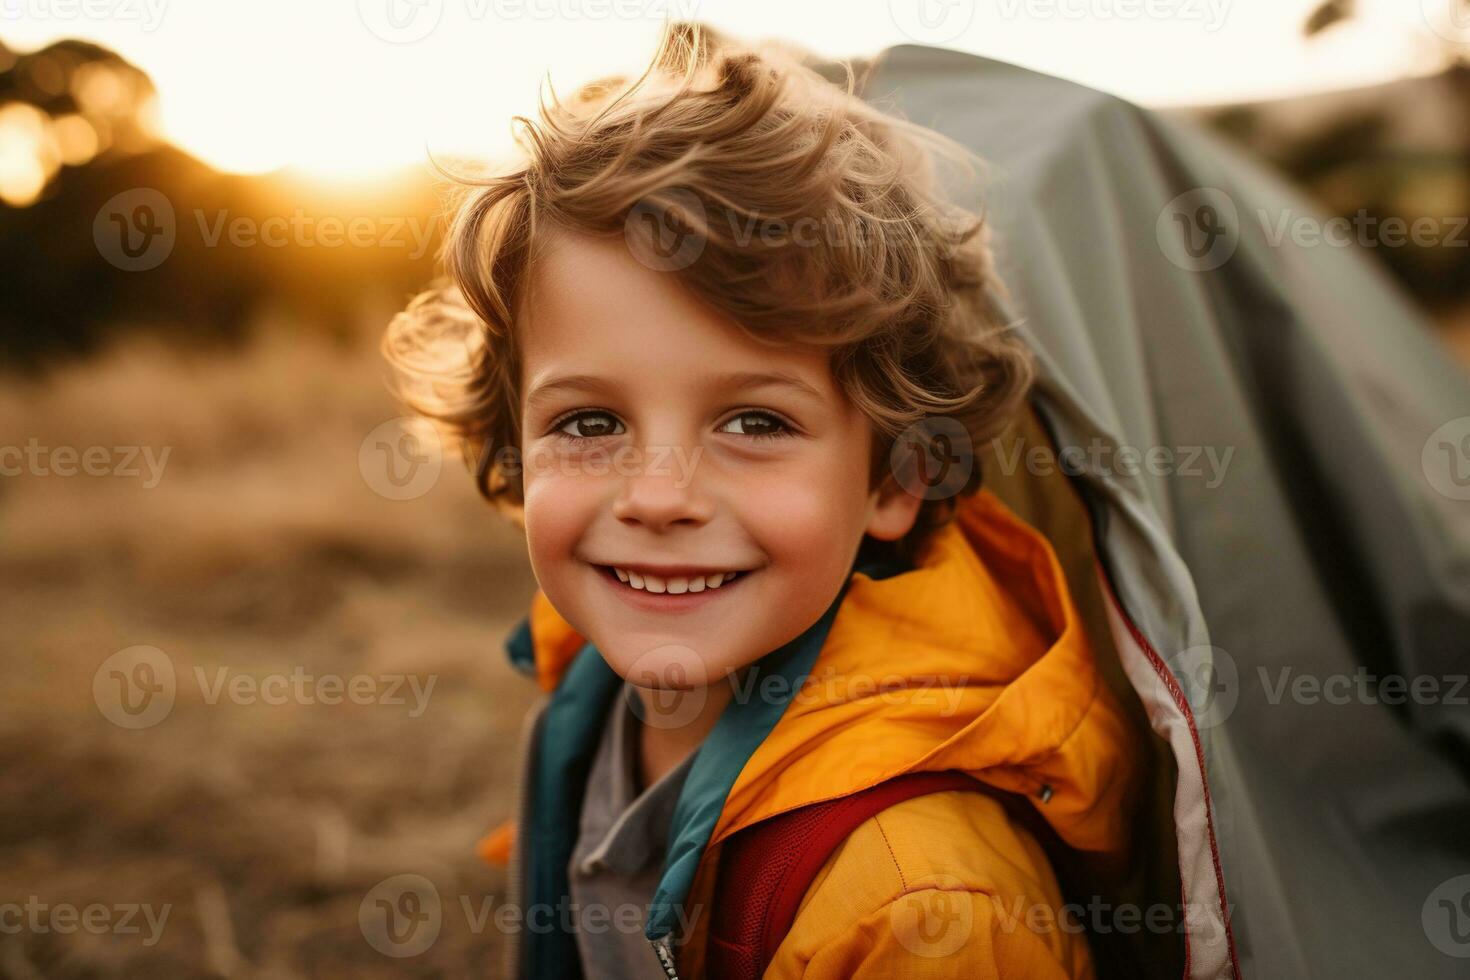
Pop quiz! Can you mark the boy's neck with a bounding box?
[631,677,736,792]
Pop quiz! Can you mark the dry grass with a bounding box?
[0,317,540,978]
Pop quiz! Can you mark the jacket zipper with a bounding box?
[650,934,681,979]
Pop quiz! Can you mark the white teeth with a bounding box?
[612,568,744,592]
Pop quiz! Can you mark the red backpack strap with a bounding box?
[705,770,989,980]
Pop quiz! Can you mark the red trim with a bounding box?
[707,770,983,980]
[1094,563,1240,980]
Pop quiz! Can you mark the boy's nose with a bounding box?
[611,468,714,531]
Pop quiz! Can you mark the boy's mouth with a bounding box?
[593,563,752,597]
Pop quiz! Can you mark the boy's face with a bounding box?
[516,230,920,690]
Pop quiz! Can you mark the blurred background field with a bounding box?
[2,1,1469,976]
[0,321,539,977]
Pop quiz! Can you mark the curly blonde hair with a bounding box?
[384,22,1033,559]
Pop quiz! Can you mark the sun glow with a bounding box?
[0,0,1442,182]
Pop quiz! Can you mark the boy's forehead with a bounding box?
[526,229,658,310]
[519,229,832,387]
[525,228,702,327]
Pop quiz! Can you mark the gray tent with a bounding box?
[855,43,1470,979]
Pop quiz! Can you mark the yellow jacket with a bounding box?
[491,488,1140,978]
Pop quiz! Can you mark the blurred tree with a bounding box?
[0,36,439,371]
[1303,0,1355,39]
[0,39,158,206]
[1305,0,1470,66]
[1194,0,1470,312]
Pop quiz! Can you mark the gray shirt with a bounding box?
[568,683,696,979]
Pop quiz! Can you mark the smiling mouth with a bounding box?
[595,564,750,595]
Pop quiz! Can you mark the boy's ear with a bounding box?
[865,476,923,542]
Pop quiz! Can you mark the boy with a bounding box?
[386,22,1138,979]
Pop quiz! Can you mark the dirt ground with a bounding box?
[0,320,542,977]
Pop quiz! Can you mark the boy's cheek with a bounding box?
[521,472,602,573]
[738,472,870,564]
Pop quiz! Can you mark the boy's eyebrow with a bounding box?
[705,370,825,402]
[524,370,826,407]
[523,373,614,409]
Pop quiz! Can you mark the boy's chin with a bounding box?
[569,602,831,691]
[597,635,743,691]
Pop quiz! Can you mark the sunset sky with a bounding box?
[0,0,1453,178]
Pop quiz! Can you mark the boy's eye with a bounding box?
[718,411,790,438]
[556,411,624,439]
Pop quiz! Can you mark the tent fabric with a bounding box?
[858,44,1470,979]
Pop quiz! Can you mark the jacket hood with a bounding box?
[708,487,1138,856]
